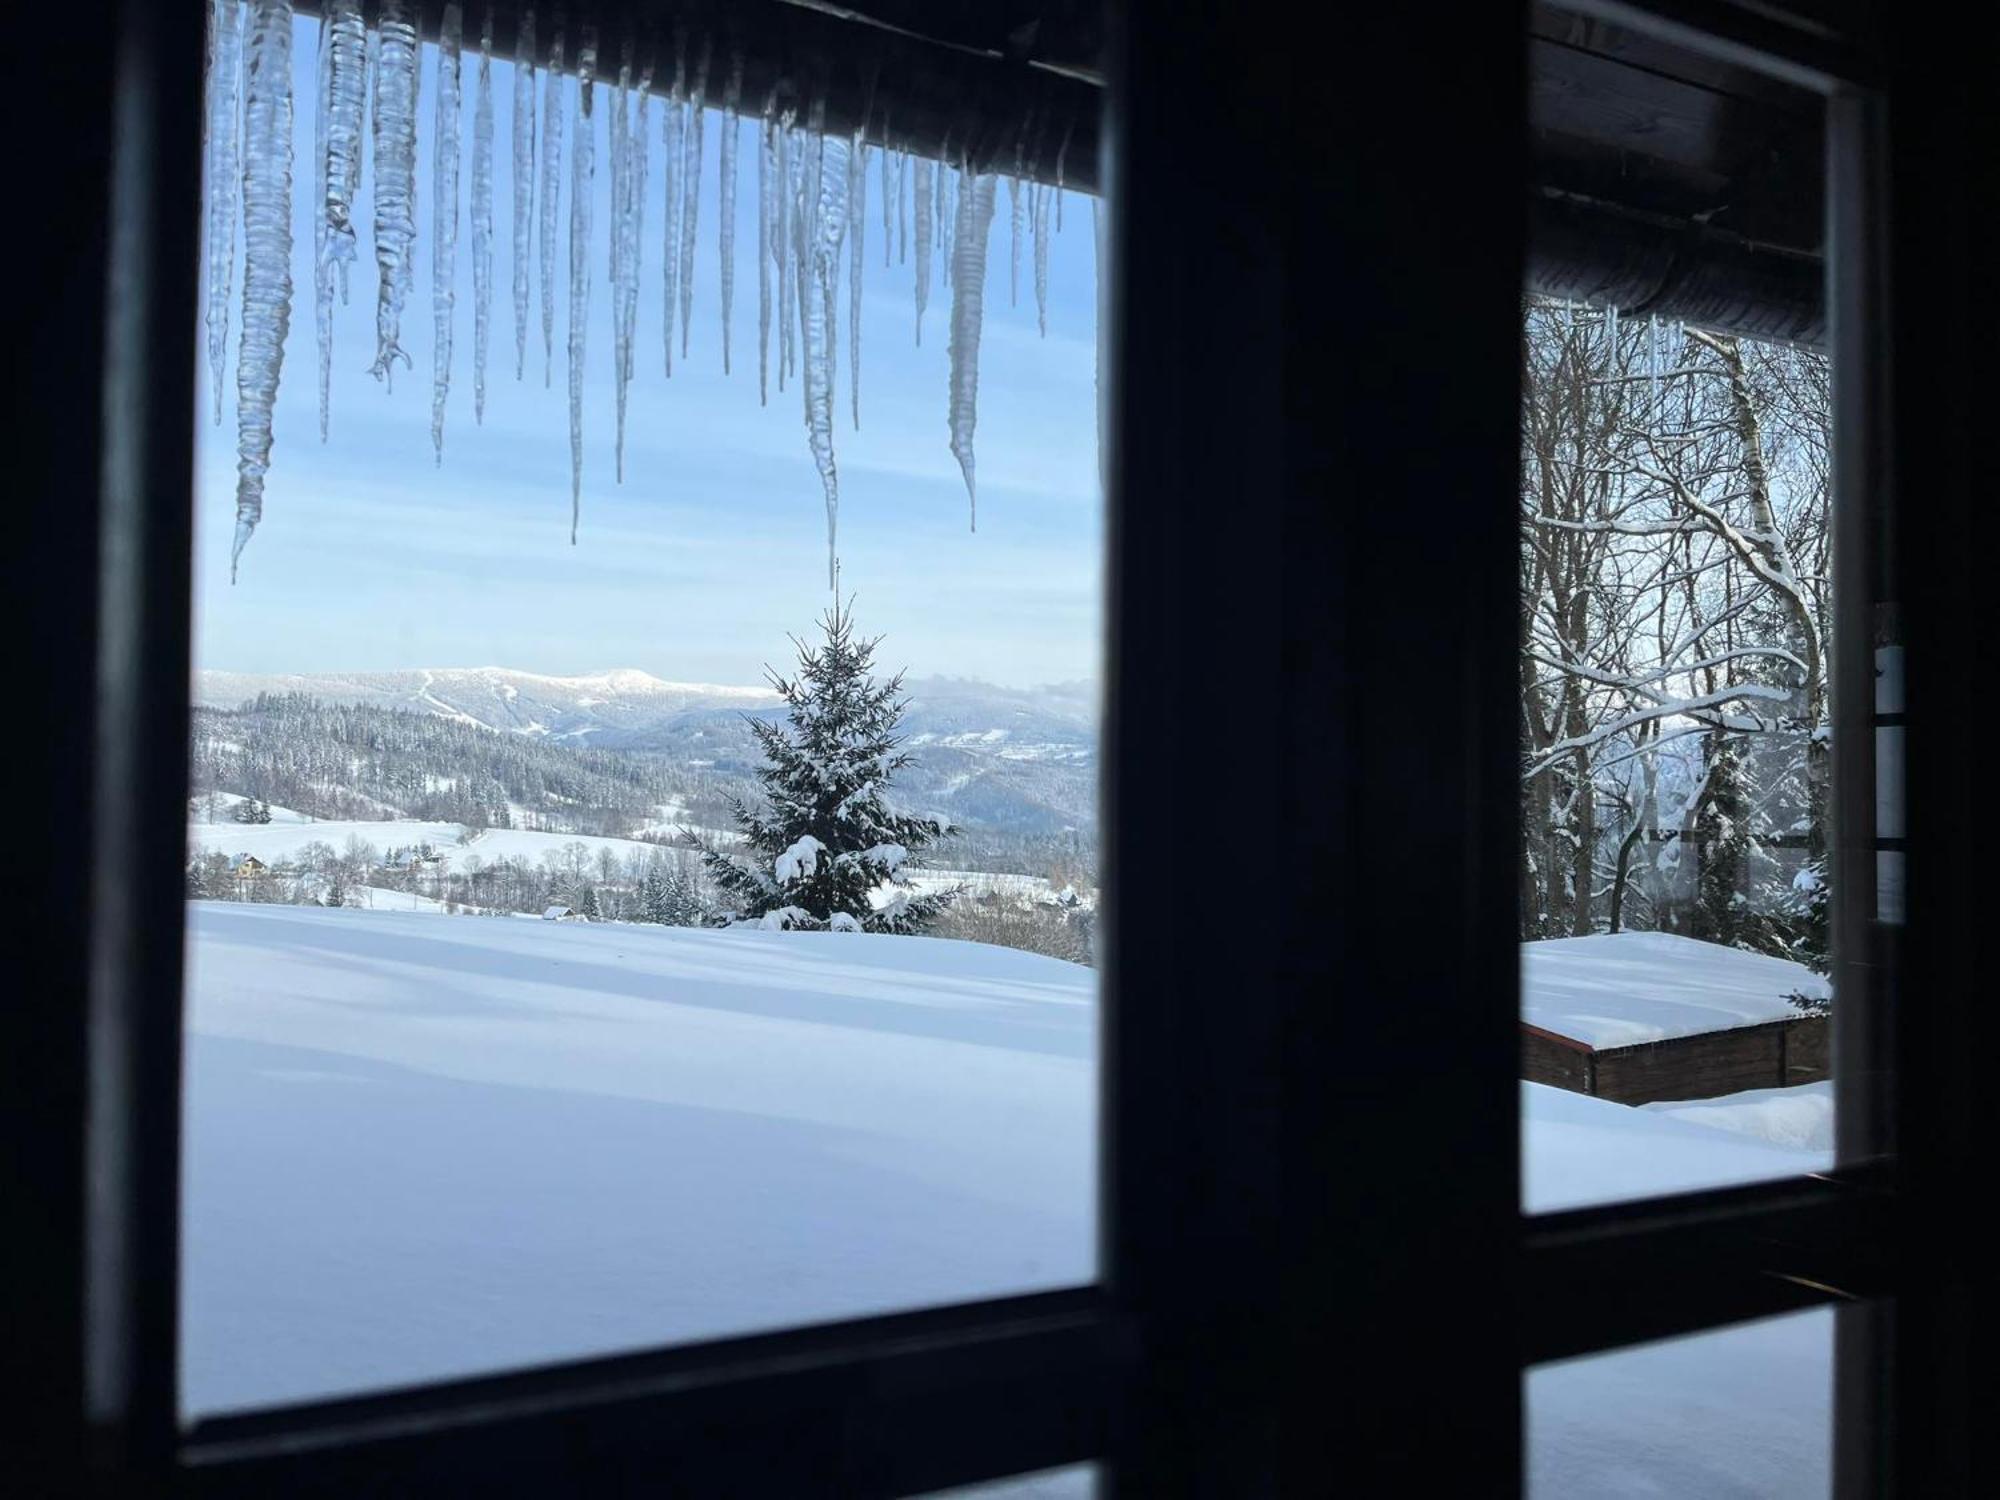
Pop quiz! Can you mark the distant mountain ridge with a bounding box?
[196,667,779,739]
[196,667,1100,840]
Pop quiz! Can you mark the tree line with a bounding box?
[1520,299,1829,970]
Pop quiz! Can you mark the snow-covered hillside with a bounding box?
[181,906,1831,1494]
[188,812,731,872]
[194,666,1101,840]
[195,665,778,737]
[183,905,1095,1414]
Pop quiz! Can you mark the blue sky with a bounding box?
[193,16,1102,689]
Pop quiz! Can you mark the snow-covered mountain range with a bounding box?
[195,667,777,738]
[196,667,1100,838]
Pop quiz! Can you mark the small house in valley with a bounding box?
[1521,932,1829,1105]
[542,905,587,922]
[229,854,269,880]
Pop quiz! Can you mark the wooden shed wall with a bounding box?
[1521,1025,1593,1093]
[1520,1015,1830,1105]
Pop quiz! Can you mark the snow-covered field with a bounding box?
[1646,1080,1835,1153]
[182,905,1830,1493]
[183,904,1095,1415]
[190,811,707,872]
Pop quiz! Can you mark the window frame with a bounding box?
[15,0,1982,1494]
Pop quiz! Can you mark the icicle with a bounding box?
[881,141,894,268]
[205,0,245,427]
[607,48,649,481]
[1008,175,1022,308]
[896,149,908,265]
[538,23,564,386]
[719,57,741,376]
[1032,179,1051,337]
[470,11,494,425]
[312,15,327,425]
[849,138,866,430]
[776,116,795,386]
[615,63,650,473]
[607,69,629,477]
[313,1,364,441]
[431,4,463,464]
[912,156,932,344]
[757,110,773,405]
[661,71,683,377]
[231,0,293,580]
[946,171,998,530]
[368,0,418,390]
[677,46,709,361]
[804,135,850,589]
[567,33,596,541]
[511,10,534,381]
[938,164,955,268]
[792,115,820,416]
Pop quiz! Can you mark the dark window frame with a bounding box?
[12,1,1983,1494]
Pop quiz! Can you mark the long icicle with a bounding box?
[938,160,954,268]
[1033,178,1051,337]
[567,30,596,540]
[775,113,794,387]
[369,0,418,390]
[313,0,364,441]
[792,116,818,419]
[882,139,894,268]
[607,65,629,477]
[232,0,294,580]
[614,58,649,474]
[205,0,245,427]
[430,4,463,464]
[538,21,564,386]
[660,61,683,376]
[1008,175,1022,308]
[677,43,708,361]
[848,137,866,430]
[946,170,998,530]
[757,108,773,405]
[470,10,494,424]
[804,135,849,589]
[912,156,932,344]
[719,56,741,375]
[896,148,907,264]
[511,9,534,380]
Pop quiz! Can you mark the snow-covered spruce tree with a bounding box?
[699,603,954,933]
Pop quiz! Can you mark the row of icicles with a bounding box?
[206,0,1082,583]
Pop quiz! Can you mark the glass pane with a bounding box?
[922,1465,1099,1498]
[1519,27,1845,1205]
[1528,1310,1831,1497]
[184,8,1101,1416]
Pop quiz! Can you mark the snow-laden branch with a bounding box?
[1522,683,1796,782]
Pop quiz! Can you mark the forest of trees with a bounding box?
[1520,298,1830,971]
[189,693,740,835]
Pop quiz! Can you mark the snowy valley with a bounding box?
[183,900,1835,1496]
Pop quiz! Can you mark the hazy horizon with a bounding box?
[192,661,1102,694]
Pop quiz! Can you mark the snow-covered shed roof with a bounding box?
[1521,932,1829,1051]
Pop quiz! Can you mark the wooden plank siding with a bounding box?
[1521,1023,1596,1094]
[1521,1015,1829,1105]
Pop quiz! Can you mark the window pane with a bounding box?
[922,1465,1099,1498]
[1528,1310,1831,1497]
[184,9,1101,1416]
[1519,24,1853,1205]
